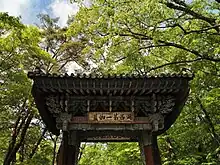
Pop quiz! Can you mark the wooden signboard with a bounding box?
[88,112,134,123]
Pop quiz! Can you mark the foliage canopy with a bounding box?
[0,0,220,164]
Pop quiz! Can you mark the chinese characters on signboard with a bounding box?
[88,112,134,123]
[87,135,130,141]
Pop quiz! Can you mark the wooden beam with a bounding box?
[100,81,103,95]
[92,82,96,95]
[113,81,117,95]
[86,81,90,94]
[79,81,85,95]
[120,81,125,95]
[72,81,79,95]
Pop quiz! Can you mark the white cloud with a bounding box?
[49,0,79,27]
[0,0,30,18]
[0,0,91,26]
[83,0,92,7]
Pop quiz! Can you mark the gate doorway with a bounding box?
[77,142,145,165]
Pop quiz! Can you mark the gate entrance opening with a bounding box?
[28,71,193,165]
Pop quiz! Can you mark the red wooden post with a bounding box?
[144,145,154,165]
[140,133,161,165]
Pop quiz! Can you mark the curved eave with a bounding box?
[32,84,60,135]
[155,88,190,135]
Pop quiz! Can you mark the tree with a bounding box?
[68,0,220,164]
[0,13,87,165]
[0,12,55,165]
[36,14,88,73]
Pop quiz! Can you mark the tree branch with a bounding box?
[164,2,217,30]
[119,30,220,62]
[115,56,127,63]
[146,58,203,73]
[78,143,86,162]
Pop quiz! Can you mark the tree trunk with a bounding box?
[4,113,33,165]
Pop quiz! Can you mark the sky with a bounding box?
[0,0,87,27]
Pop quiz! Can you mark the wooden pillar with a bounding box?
[57,132,80,165]
[143,145,154,165]
[139,132,161,165]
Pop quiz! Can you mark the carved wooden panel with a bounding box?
[68,100,87,116]
[90,100,109,112]
[46,95,63,117]
[157,95,175,114]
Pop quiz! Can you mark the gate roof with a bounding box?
[28,71,193,135]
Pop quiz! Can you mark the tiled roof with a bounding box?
[28,71,193,96]
[28,71,194,79]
